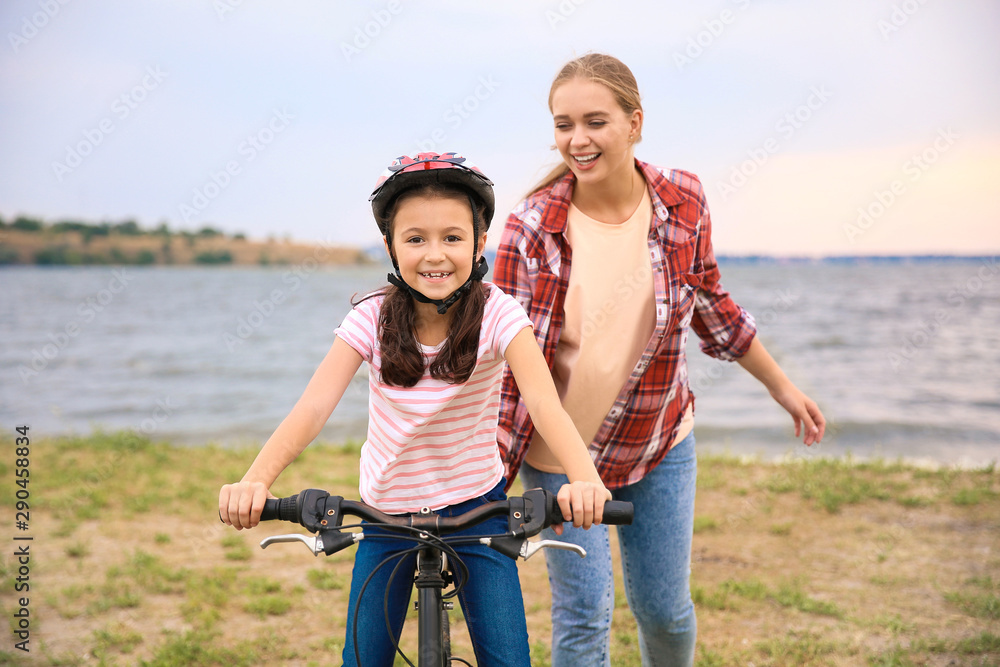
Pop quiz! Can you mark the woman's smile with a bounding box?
[571,152,602,169]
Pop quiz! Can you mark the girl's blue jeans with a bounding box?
[341,480,530,667]
[520,431,698,667]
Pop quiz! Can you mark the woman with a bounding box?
[494,54,825,666]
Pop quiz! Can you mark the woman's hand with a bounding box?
[769,383,826,446]
[554,480,613,535]
[219,481,275,530]
[736,336,826,446]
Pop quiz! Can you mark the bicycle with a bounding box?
[257,487,633,667]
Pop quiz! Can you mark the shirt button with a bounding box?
[609,407,622,419]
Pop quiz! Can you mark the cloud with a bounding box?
[1,1,998,254]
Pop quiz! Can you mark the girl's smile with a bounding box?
[419,271,453,281]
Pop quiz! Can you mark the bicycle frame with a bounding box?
[415,547,450,666]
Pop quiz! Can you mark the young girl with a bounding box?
[495,54,826,666]
[219,152,611,667]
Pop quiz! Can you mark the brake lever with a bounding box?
[259,533,324,555]
[520,539,587,561]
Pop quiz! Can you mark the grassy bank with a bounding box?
[1,431,997,666]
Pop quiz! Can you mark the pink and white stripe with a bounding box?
[335,283,532,513]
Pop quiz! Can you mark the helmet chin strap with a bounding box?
[385,192,487,315]
[386,256,488,315]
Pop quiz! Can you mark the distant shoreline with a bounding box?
[1,225,995,268]
[715,253,999,263]
[0,227,372,267]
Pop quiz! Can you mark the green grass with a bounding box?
[221,534,254,561]
[92,622,145,656]
[244,595,292,618]
[180,567,241,626]
[871,613,915,635]
[945,576,1000,619]
[946,590,1000,619]
[867,632,1000,666]
[65,542,90,558]
[244,576,282,595]
[105,550,189,595]
[755,630,841,665]
[89,581,142,613]
[868,645,917,666]
[953,486,998,506]
[696,646,735,667]
[744,454,1000,513]
[307,567,345,591]
[693,576,841,618]
[139,630,284,666]
[772,579,842,617]
[769,521,793,536]
[529,640,551,666]
[692,515,719,533]
[954,632,1000,655]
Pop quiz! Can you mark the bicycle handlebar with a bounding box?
[258,488,633,558]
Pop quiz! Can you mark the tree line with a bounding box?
[0,214,247,265]
[0,214,245,242]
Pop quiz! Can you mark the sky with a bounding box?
[1,0,998,257]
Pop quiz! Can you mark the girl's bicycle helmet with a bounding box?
[370,152,495,232]
[369,152,495,314]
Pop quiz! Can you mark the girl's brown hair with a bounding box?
[529,53,644,195]
[355,185,487,388]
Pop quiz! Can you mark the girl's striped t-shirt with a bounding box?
[334,283,532,514]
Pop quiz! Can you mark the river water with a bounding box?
[1,258,997,467]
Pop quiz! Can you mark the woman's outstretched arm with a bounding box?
[736,335,826,445]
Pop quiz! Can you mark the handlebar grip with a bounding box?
[260,495,299,523]
[535,491,633,526]
[601,500,634,525]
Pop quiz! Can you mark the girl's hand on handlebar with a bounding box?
[554,481,613,535]
[219,481,275,530]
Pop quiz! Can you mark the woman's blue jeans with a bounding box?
[520,431,698,667]
[341,480,531,667]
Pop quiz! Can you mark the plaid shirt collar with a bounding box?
[538,159,687,235]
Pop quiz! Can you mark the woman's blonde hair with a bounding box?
[529,53,644,195]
